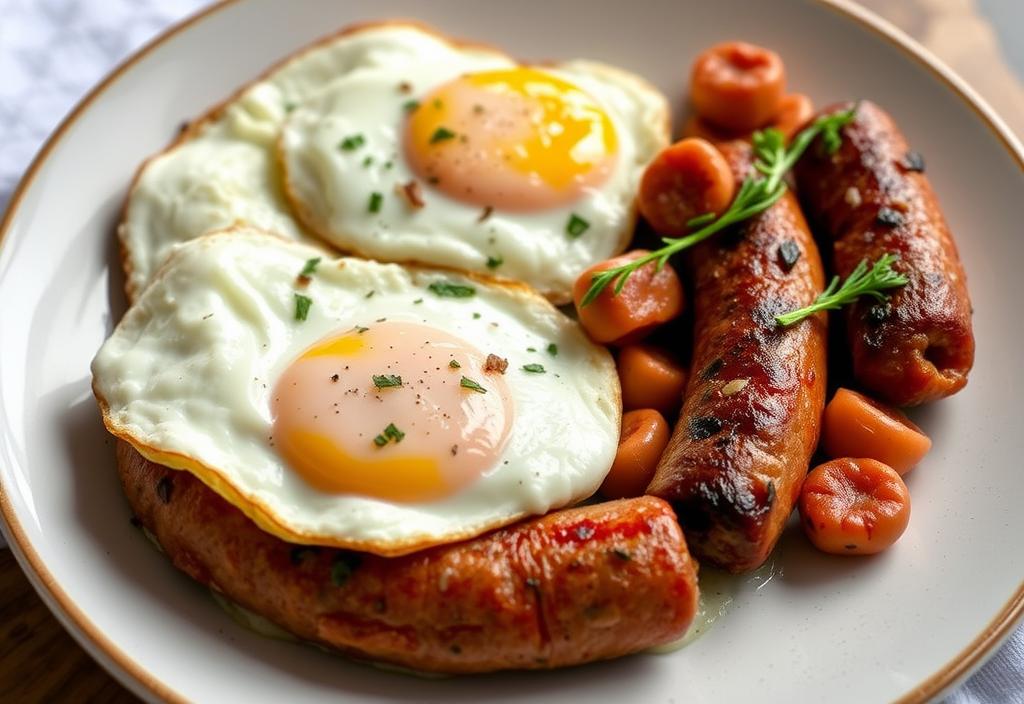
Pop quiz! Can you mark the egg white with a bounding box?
[92,228,620,555]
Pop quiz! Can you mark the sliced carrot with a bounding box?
[600,409,671,499]
[771,93,814,140]
[690,41,786,132]
[637,138,737,236]
[821,388,931,475]
[799,458,911,555]
[618,344,687,415]
[573,250,685,346]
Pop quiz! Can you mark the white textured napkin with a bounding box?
[0,0,1020,700]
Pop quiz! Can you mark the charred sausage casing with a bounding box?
[118,441,699,673]
[646,140,828,574]
[794,101,974,406]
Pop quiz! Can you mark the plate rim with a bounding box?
[0,0,1021,701]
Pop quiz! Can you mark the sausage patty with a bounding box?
[794,100,974,406]
[117,440,699,673]
[646,140,828,573]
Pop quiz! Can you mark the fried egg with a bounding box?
[279,29,669,301]
[92,228,620,555]
[121,23,669,301]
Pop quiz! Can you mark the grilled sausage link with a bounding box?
[646,140,828,573]
[118,441,699,673]
[794,100,974,406]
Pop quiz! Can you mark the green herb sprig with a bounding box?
[580,105,858,307]
[775,254,908,326]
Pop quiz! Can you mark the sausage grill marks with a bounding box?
[119,440,699,673]
[646,140,828,574]
[793,101,974,406]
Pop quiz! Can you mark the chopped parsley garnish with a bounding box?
[300,257,321,277]
[526,347,537,352]
[284,101,297,113]
[373,422,405,447]
[372,374,403,389]
[354,325,369,334]
[339,134,366,151]
[449,359,461,369]
[547,343,558,356]
[486,255,504,269]
[294,293,312,321]
[413,298,423,304]
[430,126,457,144]
[428,280,476,298]
[362,155,374,168]
[472,312,481,319]
[368,192,383,213]
[566,213,590,238]
[522,363,546,374]
[460,376,487,393]
[403,99,420,113]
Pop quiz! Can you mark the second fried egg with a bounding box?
[279,27,669,301]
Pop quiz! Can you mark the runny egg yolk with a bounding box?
[404,67,618,211]
[271,321,514,503]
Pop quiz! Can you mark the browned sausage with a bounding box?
[117,440,699,673]
[646,140,828,574]
[794,101,974,406]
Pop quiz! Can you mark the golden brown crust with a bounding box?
[646,140,828,573]
[117,440,698,673]
[794,101,974,406]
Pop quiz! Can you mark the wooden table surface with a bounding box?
[2,1,1022,702]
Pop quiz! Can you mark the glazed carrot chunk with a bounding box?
[799,458,911,555]
[638,138,736,236]
[770,93,815,140]
[600,409,671,499]
[573,250,685,345]
[618,344,688,415]
[822,388,932,475]
[691,41,786,132]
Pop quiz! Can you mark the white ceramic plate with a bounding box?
[1,0,1022,701]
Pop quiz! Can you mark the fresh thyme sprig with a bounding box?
[580,105,859,307]
[775,253,909,326]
